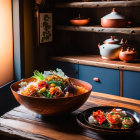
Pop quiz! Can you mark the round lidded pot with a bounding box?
[101,8,127,28]
[98,36,123,60]
[119,44,137,62]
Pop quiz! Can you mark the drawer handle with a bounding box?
[74,70,78,74]
[93,77,100,82]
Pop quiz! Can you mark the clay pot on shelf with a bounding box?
[101,8,127,28]
[98,36,123,60]
[119,42,137,62]
[70,14,90,26]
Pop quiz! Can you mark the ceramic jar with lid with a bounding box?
[98,36,123,60]
[119,42,137,62]
[101,8,127,28]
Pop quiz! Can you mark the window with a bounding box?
[0,0,14,87]
[0,0,24,115]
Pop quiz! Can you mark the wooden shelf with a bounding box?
[56,25,140,35]
[56,1,140,8]
[51,55,140,72]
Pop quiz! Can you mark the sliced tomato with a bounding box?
[38,81,48,90]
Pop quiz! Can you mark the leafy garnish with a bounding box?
[110,112,114,115]
[123,117,130,120]
[47,80,63,88]
[42,90,53,98]
[123,124,130,128]
[32,70,45,81]
[101,123,110,128]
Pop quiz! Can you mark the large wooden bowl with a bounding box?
[11,78,92,116]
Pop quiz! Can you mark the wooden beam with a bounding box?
[51,55,140,72]
[56,25,140,35]
[56,1,140,8]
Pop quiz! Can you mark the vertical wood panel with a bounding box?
[120,70,123,97]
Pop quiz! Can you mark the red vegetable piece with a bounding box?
[38,81,48,90]
[93,110,106,125]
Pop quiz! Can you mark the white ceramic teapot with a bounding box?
[98,36,123,60]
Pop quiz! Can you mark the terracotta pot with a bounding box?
[101,19,127,28]
[98,36,123,60]
[70,14,90,26]
[11,78,92,116]
[119,50,137,62]
[101,8,127,28]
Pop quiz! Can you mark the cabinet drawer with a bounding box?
[123,71,140,100]
[52,61,79,79]
[79,65,120,95]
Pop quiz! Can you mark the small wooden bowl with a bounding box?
[70,18,90,26]
[11,78,92,116]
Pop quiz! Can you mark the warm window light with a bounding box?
[0,0,13,87]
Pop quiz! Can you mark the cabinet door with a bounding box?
[123,71,140,100]
[79,65,120,95]
[52,61,79,79]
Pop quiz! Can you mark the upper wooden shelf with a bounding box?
[56,25,140,35]
[56,1,140,8]
[51,55,140,72]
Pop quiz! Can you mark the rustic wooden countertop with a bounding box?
[51,55,140,72]
[0,92,140,140]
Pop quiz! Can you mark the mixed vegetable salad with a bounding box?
[18,69,88,98]
[88,108,134,129]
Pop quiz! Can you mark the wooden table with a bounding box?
[0,92,140,140]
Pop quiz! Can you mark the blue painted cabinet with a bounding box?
[123,71,140,100]
[52,61,140,99]
[52,61,79,79]
[78,65,120,96]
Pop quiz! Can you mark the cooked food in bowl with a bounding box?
[17,69,88,98]
[11,69,92,115]
[88,108,134,129]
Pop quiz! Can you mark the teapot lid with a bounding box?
[102,8,125,19]
[104,36,120,44]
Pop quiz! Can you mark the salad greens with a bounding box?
[32,68,68,81]
[32,70,45,81]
